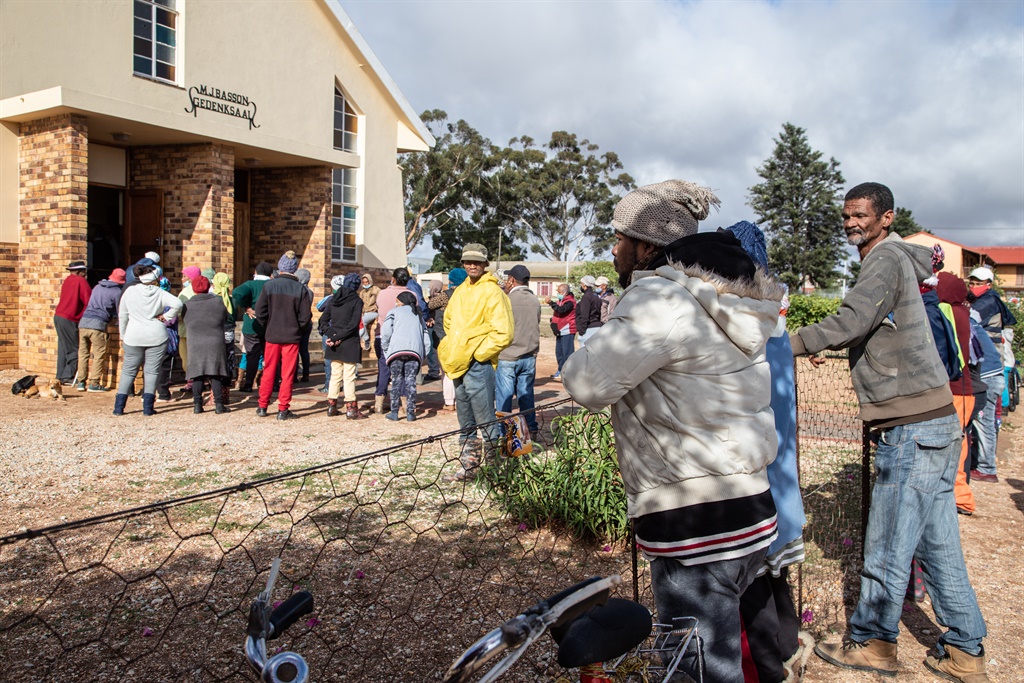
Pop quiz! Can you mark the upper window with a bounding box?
[331,168,357,262]
[334,87,358,152]
[134,0,178,84]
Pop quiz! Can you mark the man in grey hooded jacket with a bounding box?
[794,183,989,682]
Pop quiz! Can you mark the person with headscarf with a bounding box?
[381,291,431,421]
[114,264,183,416]
[154,274,179,402]
[359,273,380,351]
[294,268,314,383]
[253,251,312,420]
[178,265,202,384]
[318,272,364,418]
[213,272,237,406]
[181,275,233,414]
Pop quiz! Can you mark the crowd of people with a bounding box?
[49,178,1015,683]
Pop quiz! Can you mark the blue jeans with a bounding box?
[850,414,986,655]
[454,359,501,445]
[495,356,538,432]
[555,334,575,373]
[973,372,1004,475]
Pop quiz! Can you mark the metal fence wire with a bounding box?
[0,360,870,682]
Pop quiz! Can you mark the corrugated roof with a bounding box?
[486,261,586,279]
[971,246,1024,265]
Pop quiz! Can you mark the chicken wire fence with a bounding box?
[0,360,869,682]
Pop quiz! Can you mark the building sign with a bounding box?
[184,86,260,130]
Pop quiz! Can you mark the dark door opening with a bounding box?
[87,184,125,287]
[126,189,164,273]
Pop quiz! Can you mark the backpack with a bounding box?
[924,301,962,382]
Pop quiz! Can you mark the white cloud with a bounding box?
[345,0,1024,247]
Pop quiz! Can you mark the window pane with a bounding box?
[344,233,356,248]
[134,1,150,21]
[156,62,175,81]
[134,16,152,37]
[332,168,342,183]
[335,94,345,112]
[154,0,176,8]
[134,36,152,57]
[156,7,175,28]
[334,111,344,131]
[332,204,341,218]
[156,43,174,63]
[343,186,356,204]
[334,131,345,150]
[343,206,356,220]
[345,115,358,133]
[343,247,356,261]
[155,25,175,47]
[134,55,152,75]
[332,217,341,231]
[344,133,355,151]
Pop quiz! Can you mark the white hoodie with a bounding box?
[118,284,183,347]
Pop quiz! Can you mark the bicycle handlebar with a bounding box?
[245,559,314,683]
[443,575,623,683]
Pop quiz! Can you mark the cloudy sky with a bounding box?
[343,0,1024,258]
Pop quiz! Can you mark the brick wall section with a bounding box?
[0,243,20,369]
[249,167,331,300]
[130,143,235,284]
[18,114,89,376]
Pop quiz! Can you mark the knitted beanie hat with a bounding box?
[182,266,201,281]
[722,221,768,270]
[611,180,721,247]
[191,275,210,294]
[343,272,361,291]
[330,274,346,291]
[278,250,299,274]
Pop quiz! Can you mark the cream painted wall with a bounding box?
[0,0,420,268]
[905,233,966,278]
[0,123,17,243]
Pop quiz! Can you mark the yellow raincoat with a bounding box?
[438,273,514,379]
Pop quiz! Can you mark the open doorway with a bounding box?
[87,185,124,286]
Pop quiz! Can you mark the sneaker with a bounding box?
[277,410,297,420]
[156,394,173,403]
[970,470,998,483]
[957,506,973,516]
[255,407,268,417]
[87,384,110,393]
[385,411,400,421]
[551,371,561,380]
[407,413,416,422]
[923,644,990,682]
[814,639,897,677]
[74,381,87,392]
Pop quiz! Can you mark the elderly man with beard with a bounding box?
[561,180,783,682]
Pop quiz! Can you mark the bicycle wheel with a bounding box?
[1009,369,1020,412]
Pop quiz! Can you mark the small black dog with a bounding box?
[11,375,38,395]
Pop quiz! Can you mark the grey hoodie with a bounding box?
[791,233,953,424]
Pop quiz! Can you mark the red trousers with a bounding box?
[258,342,299,411]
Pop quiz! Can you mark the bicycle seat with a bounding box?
[551,597,653,668]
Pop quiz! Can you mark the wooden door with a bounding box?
[126,189,163,265]
[234,201,250,281]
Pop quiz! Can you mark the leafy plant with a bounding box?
[1008,299,1024,365]
[484,409,628,543]
[569,261,618,290]
[786,294,842,331]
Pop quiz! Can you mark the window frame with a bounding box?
[333,86,359,153]
[331,167,358,263]
[133,0,181,86]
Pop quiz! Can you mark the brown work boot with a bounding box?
[373,394,384,415]
[924,644,990,682]
[815,638,897,677]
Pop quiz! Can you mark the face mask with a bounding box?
[555,293,565,301]
[363,283,371,289]
[969,284,988,297]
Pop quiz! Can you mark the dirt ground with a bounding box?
[0,335,1021,682]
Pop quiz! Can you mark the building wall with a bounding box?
[18,114,89,375]
[0,242,20,369]
[250,167,331,299]
[129,143,235,281]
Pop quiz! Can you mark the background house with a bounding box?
[904,232,1024,297]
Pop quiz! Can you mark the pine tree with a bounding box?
[748,123,846,292]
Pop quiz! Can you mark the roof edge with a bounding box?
[322,0,435,149]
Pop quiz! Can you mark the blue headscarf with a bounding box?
[448,268,468,288]
[723,221,768,271]
[343,272,361,291]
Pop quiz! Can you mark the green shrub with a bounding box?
[568,261,618,291]
[786,294,841,331]
[484,409,628,543]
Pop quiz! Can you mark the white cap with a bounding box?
[969,266,994,282]
[580,275,597,287]
[595,276,610,286]
[145,251,160,263]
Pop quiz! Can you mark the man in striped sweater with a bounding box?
[563,180,783,682]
